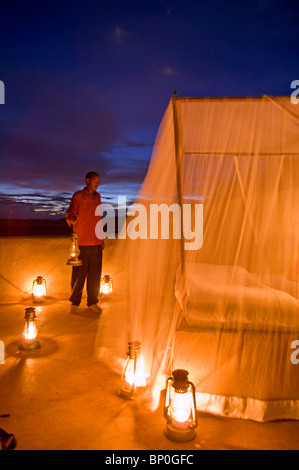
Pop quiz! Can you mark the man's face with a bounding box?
[86,175,100,192]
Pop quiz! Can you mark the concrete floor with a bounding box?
[1,298,299,451]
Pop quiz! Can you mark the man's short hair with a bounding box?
[85,171,99,180]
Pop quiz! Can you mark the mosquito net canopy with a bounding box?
[95,95,299,422]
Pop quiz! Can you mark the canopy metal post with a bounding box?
[172,92,185,275]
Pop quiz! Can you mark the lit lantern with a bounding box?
[100,275,113,296]
[32,276,47,300]
[19,307,40,351]
[66,232,83,266]
[118,341,148,400]
[164,369,197,442]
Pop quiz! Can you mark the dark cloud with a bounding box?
[0,191,71,218]
[0,187,137,219]
[0,79,121,191]
[115,139,155,149]
[0,0,298,219]
[104,168,148,185]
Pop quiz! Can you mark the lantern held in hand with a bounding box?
[66,233,83,266]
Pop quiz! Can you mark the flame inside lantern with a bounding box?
[32,276,47,298]
[164,369,197,441]
[118,341,149,399]
[20,307,40,350]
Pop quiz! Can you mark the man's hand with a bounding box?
[69,215,78,225]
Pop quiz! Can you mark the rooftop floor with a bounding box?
[1,299,299,451]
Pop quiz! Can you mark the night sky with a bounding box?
[0,0,298,219]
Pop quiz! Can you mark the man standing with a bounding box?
[66,171,104,314]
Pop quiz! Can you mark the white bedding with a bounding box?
[175,263,299,329]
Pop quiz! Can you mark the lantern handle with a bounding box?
[164,377,173,419]
[188,380,198,428]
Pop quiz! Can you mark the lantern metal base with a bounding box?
[118,388,137,400]
[100,294,112,301]
[32,296,45,303]
[66,258,83,266]
[19,341,41,351]
[164,424,196,442]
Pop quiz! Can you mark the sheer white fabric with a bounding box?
[95,96,299,421]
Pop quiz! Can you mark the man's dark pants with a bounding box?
[70,245,102,307]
